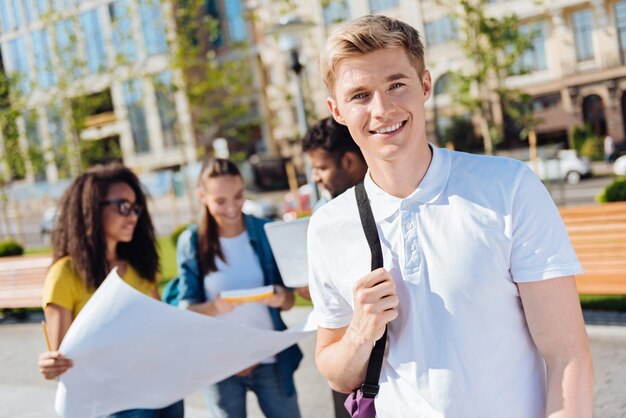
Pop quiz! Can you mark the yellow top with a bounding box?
[42,256,156,318]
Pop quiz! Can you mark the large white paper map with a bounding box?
[55,269,313,417]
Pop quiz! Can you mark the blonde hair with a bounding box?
[321,15,425,95]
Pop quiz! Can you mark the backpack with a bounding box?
[162,276,180,306]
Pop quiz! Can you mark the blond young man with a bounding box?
[307,15,593,417]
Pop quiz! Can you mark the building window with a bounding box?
[109,0,137,63]
[531,93,561,112]
[0,0,11,33]
[205,0,223,48]
[225,0,247,43]
[368,0,399,13]
[0,0,24,31]
[424,17,458,46]
[616,1,626,63]
[434,73,452,96]
[10,0,23,29]
[138,0,168,55]
[21,0,35,24]
[32,30,56,88]
[572,9,594,61]
[52,0,79,13]
[80,10,107,73]
[153,71,180,148]
[122,79,150,153]
[511,22,547,73]
[323,0,350,26]
[34,0,49,16]
[7,37,30,93]
[55,18,82,80]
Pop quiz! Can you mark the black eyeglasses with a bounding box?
[101,199,143,217]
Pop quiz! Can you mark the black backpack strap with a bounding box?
[354,182,387,399]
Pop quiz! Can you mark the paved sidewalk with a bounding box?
[1,308,625,417]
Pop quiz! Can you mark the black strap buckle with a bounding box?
[360,383,380,398]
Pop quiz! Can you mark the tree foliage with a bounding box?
[171,0,258,156]
[0,71,27,180]
[438,0,540,154]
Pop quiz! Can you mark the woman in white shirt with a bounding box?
[175,158,302,418]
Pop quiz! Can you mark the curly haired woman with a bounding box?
[37,163,183,418]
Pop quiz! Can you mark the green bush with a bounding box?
[597,177,626,203]
[580,136,603,161]
[170,224,190,247]
[0,240,24,257]
[572,125,590,154]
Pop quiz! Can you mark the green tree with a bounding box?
[438,0,539,154]
[0,72,29,180]
[171,0,259,156]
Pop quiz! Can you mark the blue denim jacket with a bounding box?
[176,214,303,396]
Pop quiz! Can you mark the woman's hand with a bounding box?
[38,351,73,380]
[211,297,239,315]
[187,298,239,316]
[259,285,295,310]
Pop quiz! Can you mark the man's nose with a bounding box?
[370,92,394,119]
[312,169,322,183]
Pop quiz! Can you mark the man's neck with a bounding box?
[368,144,433,198]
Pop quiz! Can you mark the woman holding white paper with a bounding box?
[37,163,184,418]
[176,158,302,418]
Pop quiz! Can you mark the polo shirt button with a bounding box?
[409,245,416,252]
[406,223,414,230]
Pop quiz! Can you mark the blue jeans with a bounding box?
[209,363,301,418]
[107,400,184,418]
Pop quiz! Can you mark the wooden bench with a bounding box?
[0,254,51,310]
[559,202,626,295]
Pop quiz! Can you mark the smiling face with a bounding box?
[200,175,245,235]
[327,47,432,166]
[101,182,139,245]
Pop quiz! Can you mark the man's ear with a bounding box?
[341,151,363,173]
[422,69,433,101]
[341,152,367,184]
[327,97,346,125]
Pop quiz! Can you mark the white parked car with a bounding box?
[613,155,626,176]
[242,198,279,219]
[526,149,591,185]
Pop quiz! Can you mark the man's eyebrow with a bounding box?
[386,73,409,82]
[343,85,365,100]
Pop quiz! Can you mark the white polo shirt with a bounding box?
[307,145,582,418]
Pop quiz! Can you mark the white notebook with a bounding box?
[264,217,310,288]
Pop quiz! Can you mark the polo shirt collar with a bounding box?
[363,144,451,222]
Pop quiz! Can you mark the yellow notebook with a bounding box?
[220,285,275,302]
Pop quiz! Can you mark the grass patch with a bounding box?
[579,295,626,311]
[158,236,177,283]
[294,293,313,307]
[292,294,626,310]
[25,246,52,255]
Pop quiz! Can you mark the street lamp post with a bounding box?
[267,17,319,208]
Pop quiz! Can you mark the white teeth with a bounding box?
[375,122,402,134]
